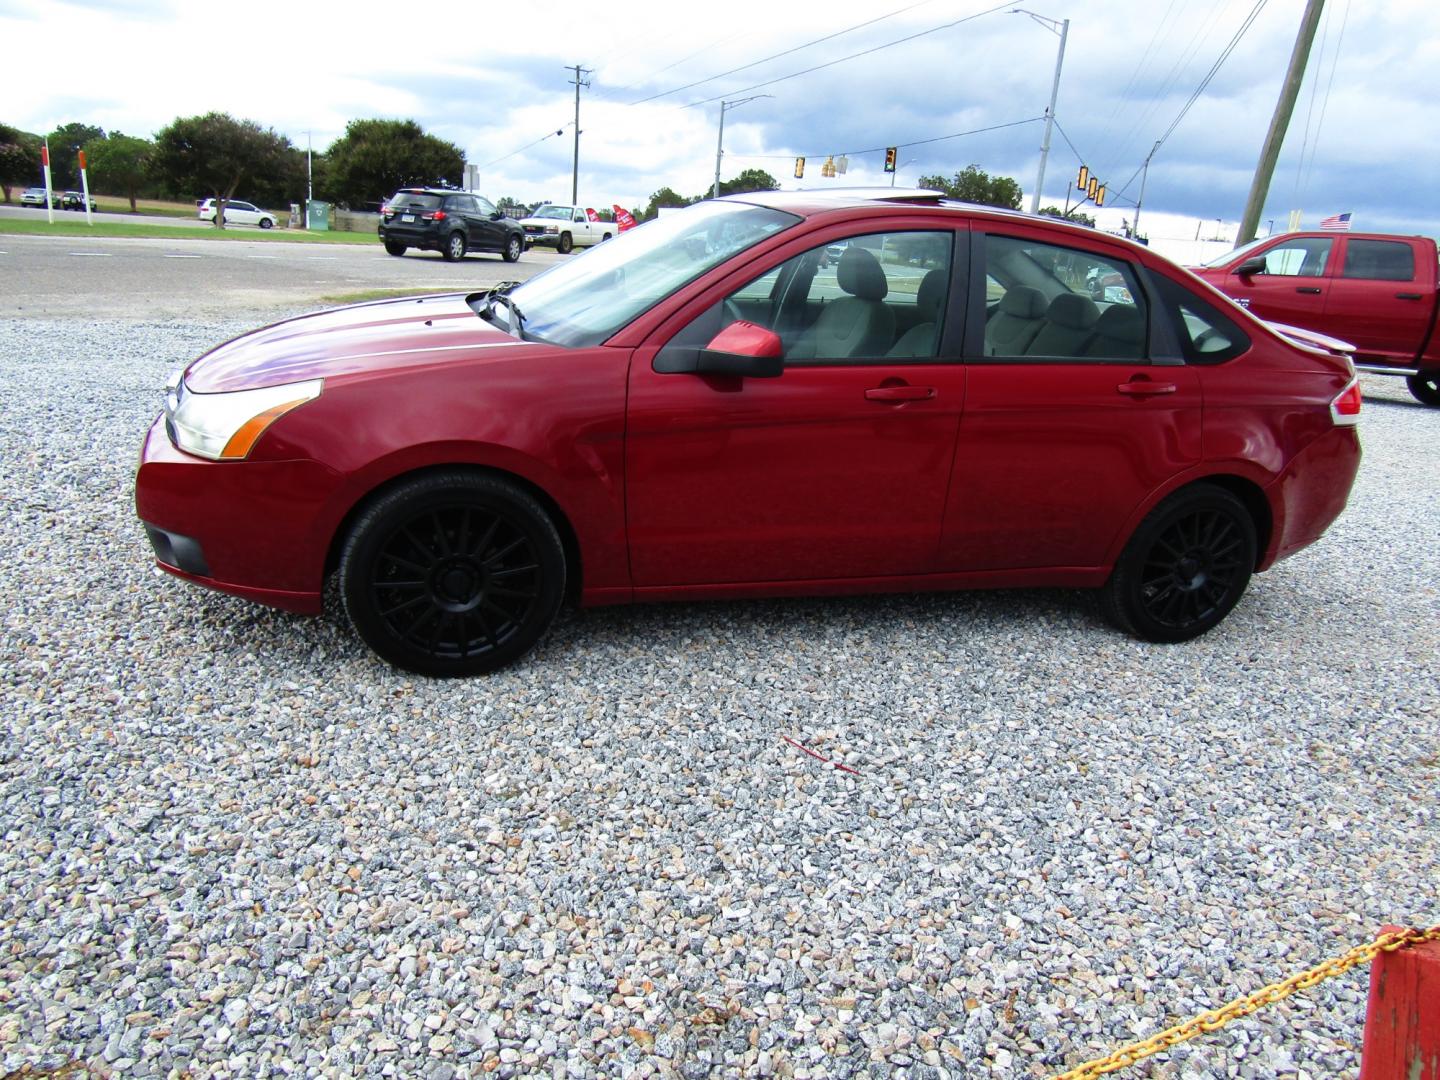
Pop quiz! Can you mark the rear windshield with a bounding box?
[389,193,442,210]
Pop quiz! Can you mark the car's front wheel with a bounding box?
[557,232,573,254]
[259,217,274,229]
[1100,483,1256,643]
[1408,372,1440,407]
[502,235,522,263]
[384,241,407,257]
[443,232,467,261]
[340,472,566,677]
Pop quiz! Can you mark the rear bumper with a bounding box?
[134,416,339,614]
[378,224,444,250]
[1262,425,1362,568]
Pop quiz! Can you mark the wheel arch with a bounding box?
[1105,471,1275,572]
[324,463,584,603]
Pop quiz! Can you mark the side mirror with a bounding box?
[696,320,784,378]
[1236,256,1267,277]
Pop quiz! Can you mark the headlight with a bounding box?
[544,225,558,234]
[166,376,323,460]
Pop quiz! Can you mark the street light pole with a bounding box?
[890,158,915,188]
[713,95,772,199]
[1013,9,1069,215]
[1132,140,1161,239]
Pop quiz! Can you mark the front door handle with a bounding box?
[1396,292,1423,300]
[1117,379,1177,397]
[865,385,935,402]
[1296,286,1323,294]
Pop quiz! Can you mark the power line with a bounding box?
[679,2,1015,110]
[723,115,1044,162]
[475,126,570,171]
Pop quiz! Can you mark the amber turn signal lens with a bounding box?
[219,397,312,459]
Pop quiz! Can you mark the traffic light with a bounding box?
[821,156,836,178]
[1095,184,1106,207]
[794,157,805,179]
[1077,165,1089,190]
[1087,176,1098,200]
[884,147,898,173]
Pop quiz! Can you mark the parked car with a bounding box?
[197,198,277,229]
[517,204,613,253]
[61,191,97,211]
[1191,232,1440,406]
[136,189,1362,676]
[20,187,58,208]
[379,189,524,262]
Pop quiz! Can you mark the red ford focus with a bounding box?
[135,190,1362,676]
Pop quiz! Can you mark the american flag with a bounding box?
[1319,212,1353,232]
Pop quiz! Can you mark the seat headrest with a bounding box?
[837,246,888,301]
[916,269,946,319]
[1045,292,1100,330]
[1094,304,1144,342]
[997,286,1047,319]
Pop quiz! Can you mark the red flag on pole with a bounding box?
[41,145,49,167]
[585,207,599,222]
[613,205,637,231]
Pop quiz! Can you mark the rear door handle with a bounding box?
[1296,286,1322,294]
[1117,380,1177,397]
[865,385,936,402]
[1396,292,1423,300]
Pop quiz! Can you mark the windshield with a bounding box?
[506,201,801,347]
[1201,235,1271,267]
[532,206,572,220]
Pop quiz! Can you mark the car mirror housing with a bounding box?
[696,320,784,378]
[1236,256,1267,277]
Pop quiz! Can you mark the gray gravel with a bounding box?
[1,317,1436,1079]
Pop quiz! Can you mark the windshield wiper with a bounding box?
[467,282,527,339]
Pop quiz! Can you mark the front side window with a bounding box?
[1253,237,1333,277]
[1341,239,1415,281]
[657,230,956,367]
[981,234,1147,361]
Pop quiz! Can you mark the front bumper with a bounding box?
[134,416,342,614]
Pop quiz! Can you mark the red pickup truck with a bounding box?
[1192,232,1440,406]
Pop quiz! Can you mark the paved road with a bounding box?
[0,232,562,318]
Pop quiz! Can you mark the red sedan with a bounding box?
[135,190,1363,676]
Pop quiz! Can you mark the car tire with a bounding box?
[1100,483,1256,643]
[340,471,566,677]
[384,241,408,257]
[443,232,467,261]
[601,233,612,242]
[1408,373,1440,407]
[259,217,274,230]
[558,232,573,254]
[502,235,522,263]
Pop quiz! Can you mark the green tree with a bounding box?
[84,133,153,211]
[1038,205,1095,228]
[46,122,106,189]
[150,112,292,228]
[320,119,464,209]
[0,123,41,203]
[640,186,689,222]
[919,164,1022,210]
[496,196,530,216]
[713,168,780,199]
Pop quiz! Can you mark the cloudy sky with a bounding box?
[4,0,1437,240]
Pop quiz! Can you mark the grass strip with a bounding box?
[0,219,378,245]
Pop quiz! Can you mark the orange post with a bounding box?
[1359,925,1440,1080]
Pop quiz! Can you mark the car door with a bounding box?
[941,226,1202,572]
[1321,237,1432,363]
[1214,235,1337,328]
[625,223,968,587]
[471,195,503,250]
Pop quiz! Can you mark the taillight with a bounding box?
[1330,377,1362,425]
[423,210,447,221]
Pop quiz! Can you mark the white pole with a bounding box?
[713,104,727,200]
[78,149,93,226]
[1029,17,1069,215]
[306,131,312,230]
[42,139,54,225]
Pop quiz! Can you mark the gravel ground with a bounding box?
[0,316,1436,1079]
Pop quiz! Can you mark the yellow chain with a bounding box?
[1052,925,1440,1080]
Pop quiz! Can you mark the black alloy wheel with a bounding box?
[340,472,566,676]
[1101,484,1256,643]
[384,240,407,257]
[502,234,522,263]
[557,232,574,254]
[1408,373,1440,407]
[444,231,467,261]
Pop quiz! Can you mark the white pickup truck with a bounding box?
[518,205,614,253]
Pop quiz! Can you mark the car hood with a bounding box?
[184,294,537,393]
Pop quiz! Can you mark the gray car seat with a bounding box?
[1026,293,1100,356]
[985,286,1047,355]
[1083,304,1146,358]
[888,269,948,357]
[788,246,896,360]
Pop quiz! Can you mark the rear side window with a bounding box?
[1341,239,1415,281]
[1152,274,1250,365]
[389,193,442,210]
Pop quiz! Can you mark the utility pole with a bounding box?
[1012,10,1070,215]
[713,95,771,199]
[1132,140,1161,240]
[567,64,592,205]
[1236,0,1325,245]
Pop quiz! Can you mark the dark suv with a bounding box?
[379,189,524,263]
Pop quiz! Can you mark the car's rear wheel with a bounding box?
[1100,483,1256,643]
[259,218,274,230]
[1408,373,1440,407]
[558,232,573,254]
[444,232,467,261]
[340,472,566,677]
[502,235,522,263]
[384,241,407,257]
